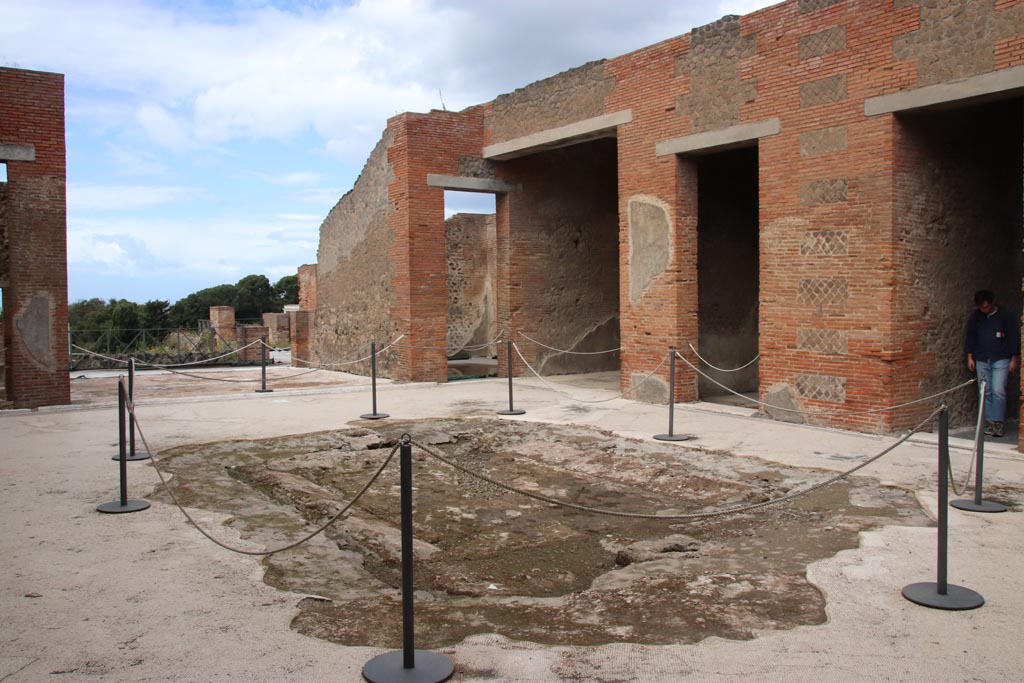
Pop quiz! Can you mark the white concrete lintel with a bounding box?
[655,119,781,157]
[865,65,1024,116]
[0,143,36,162]
[482,110,632,161]
[426,174,522,193]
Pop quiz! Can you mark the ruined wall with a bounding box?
[502,139,620,375]
[0,68,69,409]
[297,263,317,311]
[261,312,290,348]
[315,132,398,376]
[209,306,235,342]
[445,213,497,356]
[488,61,615,145]
[0,181,8,287]
[697,147,759,397]
[894,100,1024,426]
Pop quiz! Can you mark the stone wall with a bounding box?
[501,139,620,375]
[445,213,497,356]
[314,131,397,376]
[487,61,615,145]
[893,100,1024,427]
[0,68,70,409]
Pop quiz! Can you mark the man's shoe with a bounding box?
[994,422,1005,438]
[984,422,996,436]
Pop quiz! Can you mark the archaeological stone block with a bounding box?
[800,230,849,256]
[800,75,847,108]
[799,126,848,157]
[800,177,848,205]
[800,26,846,60]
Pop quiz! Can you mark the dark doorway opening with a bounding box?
[696,146,760,404]
[895,98,1024,436]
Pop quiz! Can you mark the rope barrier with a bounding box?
[127,396,400,556]
[675,351,975,418]
[289,334,405,370]
[948,383,984,497]
[411,406,941,521]
[517,331,622,356]
[393,330,505,353]
[71,341,263,369]
[512,341,668,404]
[687,342,759,373]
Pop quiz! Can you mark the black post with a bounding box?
[97,380,150,514]
[952,380,1006,513]
[362,437,455,683]
[497,339,525,416]
[361,342,389,419]
[256,336,273,393]
[902,406,983,610]
[113,359,149,462]
[655,348,692,442]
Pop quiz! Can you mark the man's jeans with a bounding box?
[976,358,1010,422]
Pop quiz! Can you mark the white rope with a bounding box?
[512,341,667,403]
[675,351,975,418]
[289,333,405,370]
[950,380,984,496]
[517,331,622,356]
[71,341,263,368]
[687,342,758,373]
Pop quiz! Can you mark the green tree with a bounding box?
[233,274,276,320]
[139,299,170,330]
[274,274,299,307]
[167,284,237,328]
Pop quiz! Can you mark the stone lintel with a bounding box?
[482,110,632,161]
[426,174,522,193]
[0,143,36,162]
[655,118,781,157]
[865,65,1024,116]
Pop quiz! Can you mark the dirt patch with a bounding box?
[150,418,930,648]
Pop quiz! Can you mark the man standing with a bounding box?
[965,290,1021,437]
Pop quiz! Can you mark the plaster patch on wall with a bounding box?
[763,384,805,423]
[631,371,669,405]
[15,292,55,371]
[628,195,672,304]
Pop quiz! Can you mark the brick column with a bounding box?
[0,68,70,409]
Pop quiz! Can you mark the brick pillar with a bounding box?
[289,310,314,368]
[0,68,70,409]
[297,264,317,311]
[236,325,269,363]
[209,306,236,342]
[261,312,290,347]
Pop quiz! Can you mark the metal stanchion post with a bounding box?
[655,348,692,442]
[363,437,455,683]
[361,342,389,419]
[952,380,1006,513]
[902,406,983,610]
[97,379,151,514]
[113,358,150,462]
[256,336,273,393]
[497,339,525,416]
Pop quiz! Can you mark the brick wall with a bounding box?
[315,0,1024,437]
[209,306,236,342]
[261,312,291,347]
[236,325,270,364]
[0,67,70,409]
[297,263,317,311]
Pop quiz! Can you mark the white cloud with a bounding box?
[136,103,190,150]
[253,171,322,186]
[68,183,202,211]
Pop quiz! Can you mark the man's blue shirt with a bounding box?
[965,306,1020,362]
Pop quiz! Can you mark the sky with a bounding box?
[0,0,777,306]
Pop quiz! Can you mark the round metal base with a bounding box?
[363,650,455,683]
[951,499,1007,513]
[654,433,693,442]
[497,409,526,416]
[111,452,151,461]
[97,499,151,514]
[902,582,984,610]
[361,412,390,420]
[255,389,274,393]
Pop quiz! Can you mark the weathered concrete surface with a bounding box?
[2,374,1023,681]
